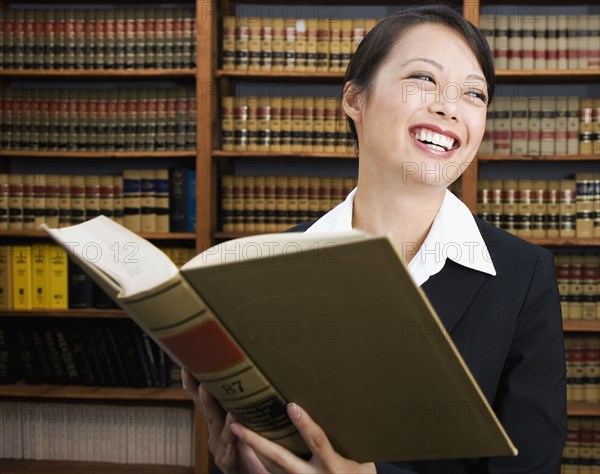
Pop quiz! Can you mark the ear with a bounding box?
[342,82,364,124]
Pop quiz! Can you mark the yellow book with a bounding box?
[31,243,49,309]
[11,245,32,310]
[47,245,68,309]
[0,246,12,310]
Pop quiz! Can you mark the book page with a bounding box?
[42,216,178,296]
[185,230,368,268]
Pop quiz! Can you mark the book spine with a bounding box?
[494,16,508,70]
[507,15,522,70]
[0,245,12,310]
[140,169,157,233]
[154,169,169,233]
[186,169,196,233]
[11,245,31,309]
[31,243,49,309]
[123,169,141,232]
[48,245,68,309]
[69,175,85,225]
[118,275,306,453]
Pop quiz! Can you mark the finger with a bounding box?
[287,403,336,461]
[199,385,228,441]
[230,423,310,474]
[181,368,200,403]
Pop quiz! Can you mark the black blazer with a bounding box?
[289,216,567,474]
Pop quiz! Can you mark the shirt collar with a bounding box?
[306,187,496,285]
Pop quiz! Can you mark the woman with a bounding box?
[183,5,567,473]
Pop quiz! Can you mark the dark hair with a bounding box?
[344,4,496,147]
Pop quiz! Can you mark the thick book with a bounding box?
[42,215,517,463]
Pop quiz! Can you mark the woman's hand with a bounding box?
[181,368,269,474]
[230,403,376,474]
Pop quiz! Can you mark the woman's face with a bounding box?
[345,23,488,189]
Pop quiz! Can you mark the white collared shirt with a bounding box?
[305,188,496,286]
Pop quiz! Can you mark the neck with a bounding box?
[352,175,446,263]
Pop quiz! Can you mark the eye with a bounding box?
[466,89,488,105]
[409,73,436,84]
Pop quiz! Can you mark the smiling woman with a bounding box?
[183,5,567,474]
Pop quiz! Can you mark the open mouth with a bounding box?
[410,127,460,152]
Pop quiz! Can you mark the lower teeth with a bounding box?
[426,143,445,152]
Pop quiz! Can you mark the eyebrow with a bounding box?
[401,58,487,84]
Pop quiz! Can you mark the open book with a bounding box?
[42,216,517,463]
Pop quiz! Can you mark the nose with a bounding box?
[428,88,460,122]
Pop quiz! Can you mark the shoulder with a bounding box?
[285,221,317,233]
[472,215,554,284]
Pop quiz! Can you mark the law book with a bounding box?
[269,17,284,72]
[11,245,32,310]
[494,16,508,70]
[222,16,236,70]
[0,245,13,310]
[43,215,517,463]
[0,174,8,231]
[31,243,49,310]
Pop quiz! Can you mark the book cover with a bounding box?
[43,216,517,463]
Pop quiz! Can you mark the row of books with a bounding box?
[479,96,599,156]
[222,14,600,73]
[0,7,196,70]
[220,174,462,232]
[221,174,356,232]
[0,168,197,233]
[478,14,600,71]
[0,243,196,311]
[0,318,178,389]
[0,244,68,310]
[556,253,600,322]
[565,336,600,403]
[222,16,378,72]
[0,87,196,152]
[476,177,600,238]
[221,96,354,154]
[0,400,193,465]
[562,417,600,473]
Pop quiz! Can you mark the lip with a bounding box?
[408,124,462,158]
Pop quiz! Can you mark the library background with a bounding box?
[0,0,598,472]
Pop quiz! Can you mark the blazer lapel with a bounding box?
[421,260,487,333]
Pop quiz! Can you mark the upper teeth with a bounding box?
[415,128,455,151]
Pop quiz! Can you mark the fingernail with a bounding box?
[287,403,301,421]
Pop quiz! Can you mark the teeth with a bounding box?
[415,128,455,151]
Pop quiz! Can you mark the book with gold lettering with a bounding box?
[43,215,517,463]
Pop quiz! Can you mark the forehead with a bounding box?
[383,23,482,75]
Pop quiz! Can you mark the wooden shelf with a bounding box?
[215,69,345,81]
[0,309,126,319]
[0,381,191,402]
[0,150,196,159]
[495,69,600,81]
[0,230,195,240]
[0,459,193,474]
[568,401,600,417]
[0,69,196,78]
[216,69,599,82]
[527,237,600,246]
[213,150,356,159]
[478,153,600,162]
[563,320,600,332]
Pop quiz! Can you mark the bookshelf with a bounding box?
[0,0,210,472]
[0,0,598,471]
